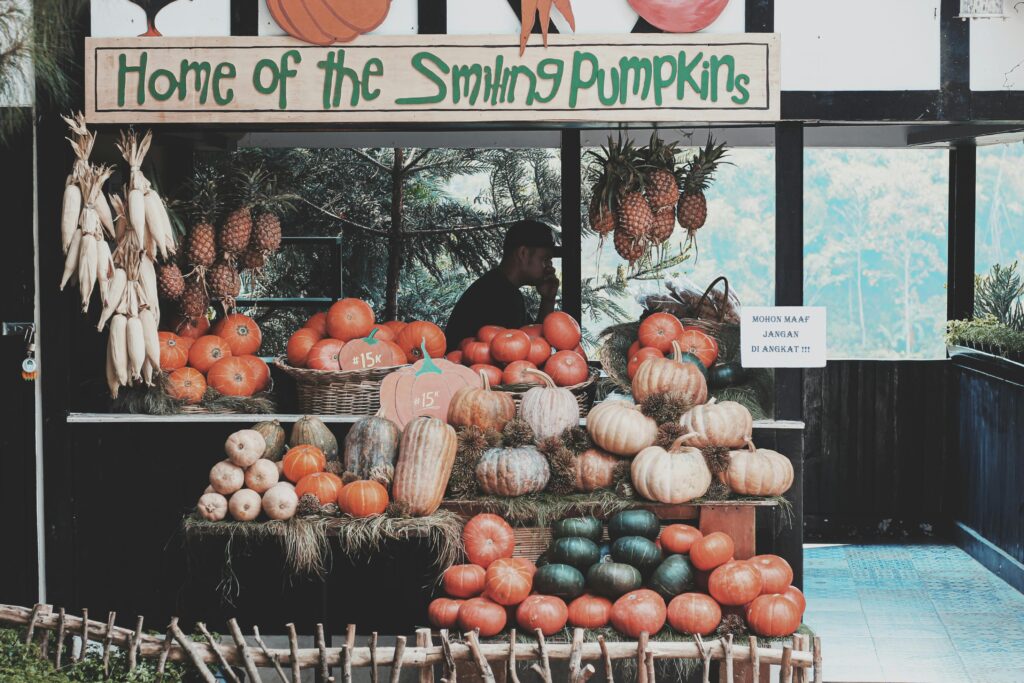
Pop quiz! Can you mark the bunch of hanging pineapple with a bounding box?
[675,136,728,244]
[161,165,287,321]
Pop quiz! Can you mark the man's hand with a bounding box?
[537,266,560,302]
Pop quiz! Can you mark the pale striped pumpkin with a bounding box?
[631,341,708,408]
[519,369,580,440]
[680,398,752,448]
[391,416,457,516]
[586,400,657,457]
[447,370,516,432]
[476,446,550,496]
[719,442,793,496]
[631,436,712,504]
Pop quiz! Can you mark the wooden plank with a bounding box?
[699,507,756,560]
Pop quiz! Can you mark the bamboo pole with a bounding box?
[779,646,792,683]
[128,616,144,673]
[197,622,240,683]
[253,626,289,683]
[55,608,66,669]
[466,630,496,683]
[287,623,301,683]
[156,617,175,680]
[507,629,520,683]
[169,620,217,683]
[417,628,434,683]
[102,611,117,678]
[598,635,614,683]
[390,636,407,683]
[749,636,759,683]
[227,618,262,683]
[316,624,330,683]
[812,637,822,683]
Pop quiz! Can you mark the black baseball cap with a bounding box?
[503,220,563,257]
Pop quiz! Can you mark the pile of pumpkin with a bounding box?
[627,312,742,391]
[286,297,449,371]
[195,416,391,522]
[158,312,271,404]
[448,312,590,388]
[430,511,806,640]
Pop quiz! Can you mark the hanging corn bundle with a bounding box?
[116,129,176,261]
[60,113,114,249]
[60,165,115,312]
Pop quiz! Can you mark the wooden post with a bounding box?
[102,611,117,678]
[316,623,330,683]
[197,622,241,683]
[750,636,760,683]
[287,623,301,683]
[128,616,144,672]
[812,637,821,683]
[466,629,496,683]
[779,646,792,683]
[24,604,41,646]
[253,626,289,683]
[391,636,408,683]
[344,624,356,683]
[531,629,552,683]
[38,606,53,657]
[699,506,757,560]
[598,635,614,683]
[507,629,520,683]
[568,628,584,681]
[227,618,262,683]
[76,608,88,663]
[417,628,435,683]
[156,617,176,680]
[724,634,734,682]
[793,635,806,683]
[439,629,457,683]
[371,632,379,683]
[645,651,655,683]
[637,632,649,683]
[169,620,217,683]
[695,634,711,683]
[55,608,67,668]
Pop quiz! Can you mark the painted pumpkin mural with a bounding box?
[266,0,392,46]
[627,0,729,33]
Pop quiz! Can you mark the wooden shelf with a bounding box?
[66,413,805,429]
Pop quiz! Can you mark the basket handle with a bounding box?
[694,276,730,323]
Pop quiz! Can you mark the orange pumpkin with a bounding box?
[428,598,463,629]
[239,355,270,392]
[396,321,446,363]
[627,339,642,359]
[666,593,721,635]
[545,350,589,386]
[502,360,539,386]
[212,313,262,356]
[304,311,328,336]
[306,338,344,371]
[158,332,189,371]
[381,320,407,336]
[477,325,505,344]
[471,364,504,387]
[527,337,553,366]
[677,328,718,368]
[568,594,612,629]
[282,444,327,483]
[631,339,708,406]
[659,525,703,554]
[337,479,389,517]
[446,350,463,364]
[510,557,537,577]
[748,555,794,595]
[443,564,487,599]
[516,595,568,636]
[326,298,375,341]
[490,329,531,364]
[207,357,258,397]
[463,341,493,366]
[457,597,507,637]
[166,367,206,404]
[746,594,802,637]
[173,314,209,340]
[637,312,684,353]
[690,532,734,571]
[709,561,763,606]
[781,585,806,614]
[520,324,544,339]
[287,328,322,367]
[542,312,581,350]
[447,369,516,432]
[627,347,663,380]
[339,328,406,371]
[484,557,534,606]
[463,513,515,568]
[610,589,666,638]
[295,472,345,505]
[188,335,232,373]
[572,344,588,361]
[378,351,479,428]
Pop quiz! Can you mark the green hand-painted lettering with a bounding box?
[569,51,598,109]
[731,74,751,105]
[148,68,177,101]
[676,51,704,101]
[395,51,449,105]
[317,50,361,108]
[533,58,563,104]
[117,52,147,106]
[618,57,651,104]
[653,55,676,106]
[708,55,735,103]
[362,57,383,101]
[179,60,211,104]
[451,63,482,105]
[212,62,235,105]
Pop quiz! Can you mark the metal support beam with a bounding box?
[948,143,976,321]
[560,130,582,323]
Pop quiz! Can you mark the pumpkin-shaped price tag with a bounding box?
[379,342,478,428]
[339,327,405,371]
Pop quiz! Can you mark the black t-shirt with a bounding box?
[445,269,529,351]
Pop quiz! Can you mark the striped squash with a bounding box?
[391,416,457,515]
[519,369,580,440]
[631,340,708,408]
[679,398,753,448]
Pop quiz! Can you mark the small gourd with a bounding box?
[228,489,262,521]
[197,492,228,521]
[225,429,266,467]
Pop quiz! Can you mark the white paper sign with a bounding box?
[740,306,827,368]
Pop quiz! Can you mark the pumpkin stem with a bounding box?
[478,369,491,391]
[706,397,717,406]
[670,432,700,450]
[523,367,556,388]
[415,340,443,375]
[744,436,756,452]
[669,339,683,362]
[364,328,380,345]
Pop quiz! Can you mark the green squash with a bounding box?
[611,536,662,574]
[608,509,659,541]
[709,362,746,389]
[678,352,709,381]
[549,537,600,571]
[586,562,642,599]
[534,563,585,600]
[647,554,696,601]
[552,516,602,542]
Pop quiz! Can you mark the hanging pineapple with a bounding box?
[676,136,728,238]
[219,167,263,255]
[242,166,293,274]
[157,262,185,301]
[179,273,210,321]
[183,167,222,274]
[585,137,627,237]
[641,133,681,245]
[613,141,653,239]
[207,258,242,311]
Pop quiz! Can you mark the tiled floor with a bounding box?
[804,544,1024,682]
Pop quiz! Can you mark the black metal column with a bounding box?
[745,0,773,32]
[560,129,582,323]
[948,143,976,322]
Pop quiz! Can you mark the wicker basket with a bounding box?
[274,357,410,415]
[491,368,599,416]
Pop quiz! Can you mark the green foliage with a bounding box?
[0,628,186,682]
[945,314,1024,355]
[974,262,1024,331]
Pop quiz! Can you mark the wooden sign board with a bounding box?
[85,34,779,124]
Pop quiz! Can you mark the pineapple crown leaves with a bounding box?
[678,135,730,194]
[231,164,298,216]
[177,164,225,226]
[638,131,681,173]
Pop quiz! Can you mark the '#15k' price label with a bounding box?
[740,306,826,368]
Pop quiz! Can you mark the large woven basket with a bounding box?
[274,358,409,415]
[491,368,600,417]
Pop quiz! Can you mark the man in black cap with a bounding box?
[444,219,562,352]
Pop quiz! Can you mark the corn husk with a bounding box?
[141,358,154,386]
[110,314,129,385]
[60,230,81,290]
[98,268,127,331]
[95,194,115,239]
[140,307,160,370]
[126,315,145,379]
[61,182,81,253]
[128,188,146,245]
[96,239,112,300]
[143,190,166,259]
[106,338,119,399]
[78,234,97,309]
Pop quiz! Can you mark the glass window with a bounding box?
[976,143,1024,275]
[804,149,948,359]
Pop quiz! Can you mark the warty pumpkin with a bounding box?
[630,435,712,504]
[518,368,580,440]
[291,415,339,461]
[343,415,401,484]
[679,398,753,449]
[447,370,516,432]
[573,447,621,492]
[586,400,657,457]
[631,340,708,408]
[391,416,457,516]
[476,445,550,497]
[719,441,794,496]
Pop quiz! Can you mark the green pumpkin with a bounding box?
[548,537,600,571]
[678,352,709,381]
[611,536,662,574]
[709,362,746,389]
[552,516,602,542]
[586,563,642,599]
[647,554,696,600]
[608,510,659,541]
[534,564,585,600]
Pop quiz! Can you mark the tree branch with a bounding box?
[350,149,392,173]
[298,197,389,236]
[403,149,431,172]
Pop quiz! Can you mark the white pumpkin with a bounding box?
[586,400,658,457]
[225,429,266,467]
[719,442,794,496]
[209,460,245,495]
[631,434,712,504]
[262,484,299,520]
[519,369,580,440]
[197,492,228,521]
[228,489,262,521]
[244,458,280,493]
[680,398,753,449]
[203,484,215,494]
